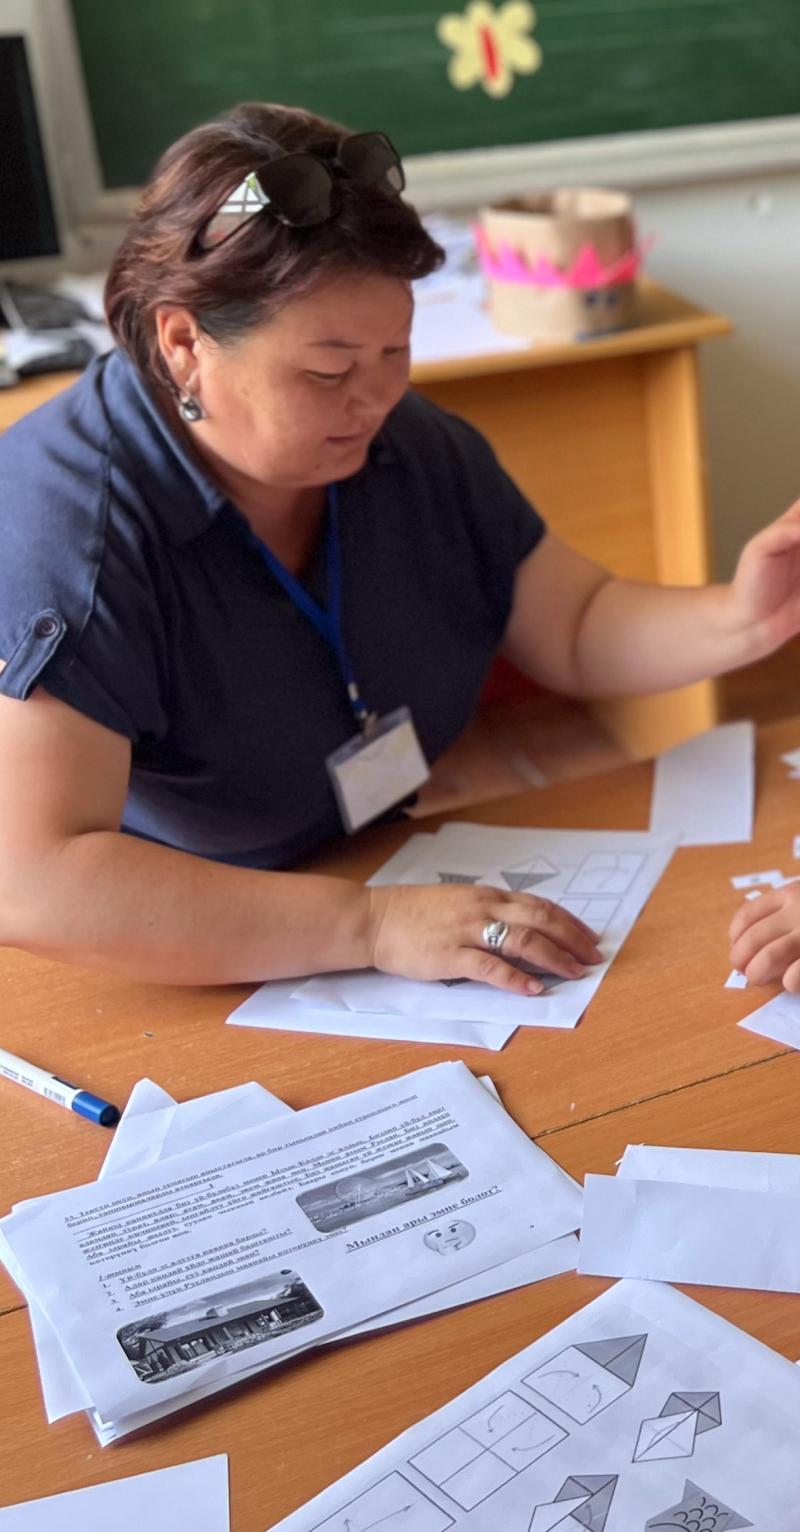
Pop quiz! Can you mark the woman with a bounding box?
[1,102,799,994]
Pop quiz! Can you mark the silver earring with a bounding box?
[178,393,205,422]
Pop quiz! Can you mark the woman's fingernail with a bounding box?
[526,979,543,995]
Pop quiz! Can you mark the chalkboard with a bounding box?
[70,0,800,189]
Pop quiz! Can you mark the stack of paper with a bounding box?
[266,1279,800,1529]
[228,823,675,1045]
[0,1456,229,1530]
[0,1063,580,1443]
[579,1143,800,1292]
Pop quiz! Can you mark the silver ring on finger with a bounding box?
[482,919,510,954]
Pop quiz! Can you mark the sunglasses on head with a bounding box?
[198,131,405,250]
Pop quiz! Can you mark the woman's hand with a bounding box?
[366,883,604,995]
[730,883,800,992]
[727,501,800,658]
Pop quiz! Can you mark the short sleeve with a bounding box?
[0,391,169,743]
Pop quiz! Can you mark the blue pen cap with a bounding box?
[72,1090,120,1128]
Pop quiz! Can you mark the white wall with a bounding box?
[638,171,800,578]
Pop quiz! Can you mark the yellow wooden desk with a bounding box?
[0,281,730,759]
[416,280,732,755]
[1,714,798,1524]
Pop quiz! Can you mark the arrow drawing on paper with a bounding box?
[511,1430,560,1455]
[346,1510,416,1532]
[363,1510,415,1530]
[523,1336,646,1424]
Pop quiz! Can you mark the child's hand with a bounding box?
[729,884,800,991]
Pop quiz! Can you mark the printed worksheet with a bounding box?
[294,824,676,1029]
[267,1280,800,1530]
[0,1063,580,1427]
[14,1078,576,1443]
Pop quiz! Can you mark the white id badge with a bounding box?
[327,706,430,833]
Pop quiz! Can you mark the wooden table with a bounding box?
[0,281,730,759]
[2,714,800,1523]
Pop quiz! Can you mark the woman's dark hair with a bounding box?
[105,102,444,388]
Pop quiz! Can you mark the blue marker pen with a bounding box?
[0,1047,120,1127]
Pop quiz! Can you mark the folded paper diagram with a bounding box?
[528,1473,618,1532]
[633,1390,722,1462]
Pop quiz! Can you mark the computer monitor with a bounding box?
[0,0,101,275]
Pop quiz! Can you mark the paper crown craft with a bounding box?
[474,226,646,290]
[477,187,644,341]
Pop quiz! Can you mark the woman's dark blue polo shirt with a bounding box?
[0,350,544,867]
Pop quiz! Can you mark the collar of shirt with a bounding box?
[104,349,398,548]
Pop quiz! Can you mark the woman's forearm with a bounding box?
[4,829,374,984]
[504,532,782,701]
[570,578,761,698]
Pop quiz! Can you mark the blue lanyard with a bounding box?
[250,483,374,731]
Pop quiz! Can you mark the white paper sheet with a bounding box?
[724,969,748,989]
[22,1078,575,1440]
[266,1278,800,1530]
[650,719,755,845]
[0,1456,229,1530]
[226,979,516,1050]
[730,868,782,889]
[2,1063,581,1427]
[578,1171,800,1291]
[618,1142,800,1192]
[16,1081,297,1424]
[99,1078,292,1178]
[738,991,800,1050]
[294,824,675,1031]
[226,831,515,1046]
[411,278,530,365]
[91,1234,580,1447]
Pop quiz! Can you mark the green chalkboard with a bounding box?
[70,0,800,189]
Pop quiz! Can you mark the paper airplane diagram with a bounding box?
[500,855,559,892]
[524,1334,646,1424]
[528,1473,617,1532]
[645,1478,752,1530]
[437,872,480,884]
[633,1390,721,1462]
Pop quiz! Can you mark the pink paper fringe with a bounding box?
[474,224,650,289]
